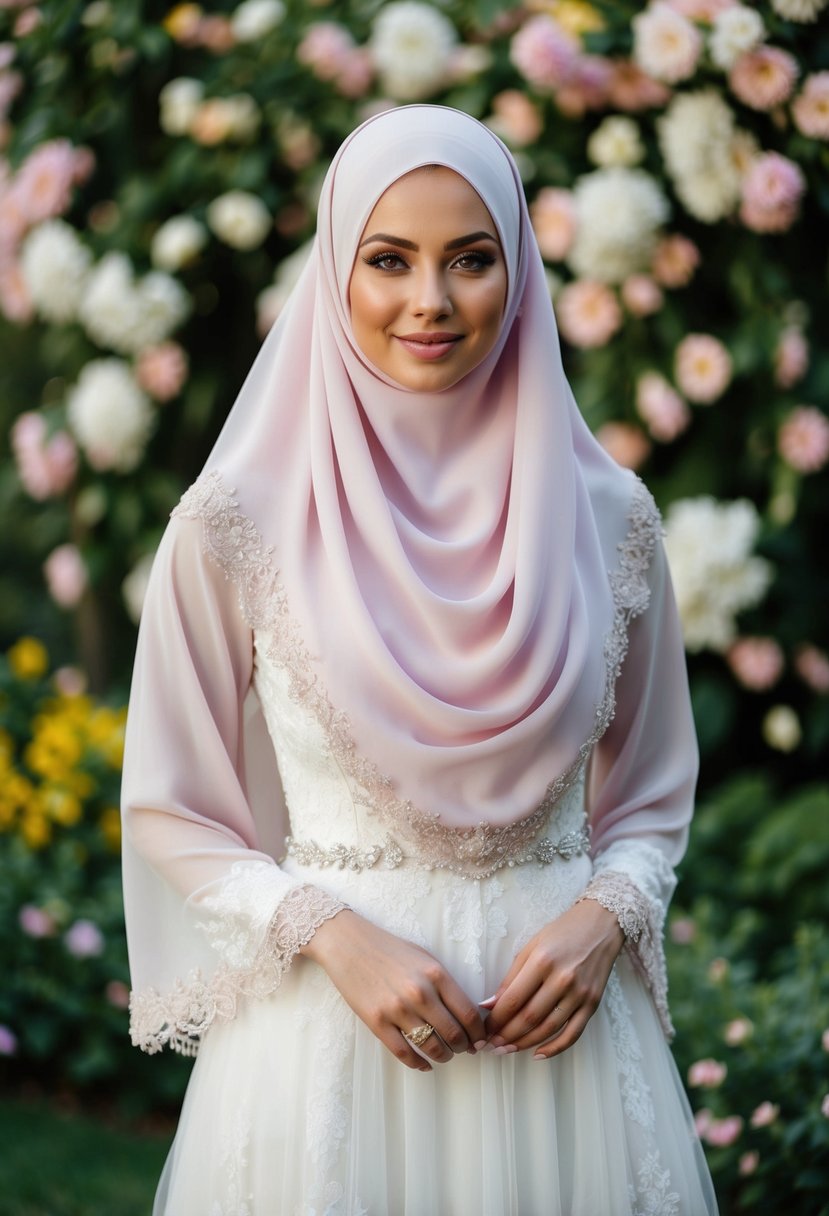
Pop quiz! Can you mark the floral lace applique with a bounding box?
[629,1150,681,1216]
[603,970,655,1133]
[209,1105,253,1216]
[443,877,508,973]
[173,472,662,878]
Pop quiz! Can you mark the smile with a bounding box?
[394,333,464,361]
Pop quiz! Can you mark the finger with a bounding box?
[434,975,487,1049]
[509,1003,572,1052]
[485,965,544,1036]
[531,1007,592,1060]
[490,987,567,1048]
[405,1023,455,1064]
[380,1025,433,1072]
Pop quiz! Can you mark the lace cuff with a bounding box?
[130,882,348,1056]
[577,869,674,1040]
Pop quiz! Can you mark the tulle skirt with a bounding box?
[154,856,718,1215]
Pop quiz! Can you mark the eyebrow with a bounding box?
[358,231,499,251]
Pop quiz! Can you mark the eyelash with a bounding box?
[363,250,496,273]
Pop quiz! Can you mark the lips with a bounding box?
[394,332,464,361]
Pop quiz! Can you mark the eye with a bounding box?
[363,251,408,271]
[451,250,497,272]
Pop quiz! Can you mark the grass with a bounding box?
[0,1096,173,1216]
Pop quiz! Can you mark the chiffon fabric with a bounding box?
[121,105,718,1213]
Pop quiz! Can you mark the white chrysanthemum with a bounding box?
[370,2,457,101]
[151,215,208,272]
[663,497,773,653]
[19,219,92,323]
[632,3,702,84]
[79,253,190,355]
[658,90,742,221]
[231,0,285,42]
[159,77,204,136]
[67,359,155,473]
[709,6,765,70]
[207,190,271,251]
[770,0,827,21]
[223,94,261,141]
[587,116,644,167]
[256,239,314,333]
[568,168,669,284]
[122,551,156,624]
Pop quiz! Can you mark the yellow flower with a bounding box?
[7,637,49,680]
[43,786,83,828]
[88,706,127,768]
[99,806,122,851]
[21,811,52,849]
[163,3,202,39]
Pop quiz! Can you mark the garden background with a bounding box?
[1,0,828,1211]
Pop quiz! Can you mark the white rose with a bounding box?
[67,359,155,473]
[151,215,208,271]
[761,705,802,752]
[231,0,285,42]
[587,116,644,168]
[20,219,92,323]
[568,168,669,284]
[770,0,827,21]
[207,190,271,250]
[159,77,204,136]
[370,1,457,101]
[80,253,189,354]
[632,2,702,84]
[709,7,765,70]
[658,90,742,222]
[131,272,191,350]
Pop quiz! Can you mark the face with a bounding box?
[348,167,508,392]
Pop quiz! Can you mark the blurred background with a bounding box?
[0,0,827,1212]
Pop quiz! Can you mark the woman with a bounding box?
[122,105,718,1214]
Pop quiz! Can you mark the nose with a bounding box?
[411,265,453,319]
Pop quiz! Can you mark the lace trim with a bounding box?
[129,883,347,1055]
[577,870,673,1039]
[174,472,661,877]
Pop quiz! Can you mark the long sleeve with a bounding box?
[580,525,698,1038]
[121,514,346,1056]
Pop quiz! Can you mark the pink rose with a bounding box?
[674,334,732,404]
[64,919,105,959]
[729,46,798,112]
[740,153,805,234]
[792,72,829,141]
[636,371,691,442]
[297,22,355,82]
[704,1115,743,1147]
[510,15,579,92]
[622,274,664,318]
[489,90,543,147]
[750,1101,779,1128]
[693,1107,713,1137]
[595,422,652,471]
[105,979,130,1009]
[11,412,78,499]
[135,341,189,402]
[688,1058,728,1088]
[606,59,670,112]
[530,188,577,262]
[19,903,57,937]
[739,1150,759,1176]
[727,637,784,691]
[669,916,696,944]
[44,544,88,609]
[774,327,809,389]
[778,406,829,474]
[555,55,612,118]
[724,1017,753,1046]
[13,138,79,227]
[651,234,700,289]
[556,280,622,349]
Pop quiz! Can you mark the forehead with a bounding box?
[362,166,497,237]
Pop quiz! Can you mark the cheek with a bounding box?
[349,272,398,338]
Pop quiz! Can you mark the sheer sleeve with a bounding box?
[121,515,346,1056]
[580,530,698,1038]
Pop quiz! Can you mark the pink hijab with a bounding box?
[202,104,636,829]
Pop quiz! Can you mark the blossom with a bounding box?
[727,637,784,690]
[792,72,829,139]
[207,190,271,251]
[778,406,829,473]
[595,422,652,471]
[11,139,88,227]
[651,234,700,287]
[135,341,189,403]
[510,15,579,93]
[64,919,105,959]
[771,0,827,20]
[370,2,457,101]
[20,219,92,323]
[276,117,321,171]
[688,1059,727,1087]
[663,497,773,653]
[774,327,809,388]
[823,1094,829,1119]
[729,46,798,111]
[67,358,155,473]
[190,95,260,145]
[709,6,765,70]
[739,1151,760,1175]
[11,412,78,500]
[122,552,156,624]
[44,544,88,609]
[297,22,356,82]
[105,979,131,1009]
[18,903,57,938]
[230,0,285,42]
[704,1116,744,1147]
[530,188,577,262]
[632,3,702,84]
[636,372,690,441]
[568,168,669,284]
[487,90,543,147]
[658,90,742,222]
[555,55,612,118]
[621,275,664,317]
[724,1017,753,1045]
[762,704,801,751]
[158,76,204,136]
[669,916,696,943]
[151,215,207,273]
[675,334,732,404]
[0,257,31,322]
[556,280,622,348]
[693,1108,713,1138]
[607,59,670,111]
[740,152,805,233]
[79,252,189,354]
[794,645,829,694]
[0,1025,17,1056]
[587,115,644,167]
[750,1101,780,1128]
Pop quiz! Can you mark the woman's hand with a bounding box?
[300,909,487,1072]
[483,899,624,1060]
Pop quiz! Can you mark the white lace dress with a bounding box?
[122,475,718,1216]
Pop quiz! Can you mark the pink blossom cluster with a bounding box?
[729,46,799,111]
[674,334,732,403]
[774,326,809,388]
[488,90,543,147]
[135,341,190,402]
[44,543,88,609]
[727,636,784,690]
[595,422,652,471]
[297,23,373,100]
[792,72,829,140]
[63,918,105,959]
[688,1058,728,1088]
[19,903,57,938]
[556,279,622,349]
[723,1016,753,1045]
[165,7,235,54]
[530,187,577,262]
[669,916,696,943]
[778,405,829,473]
[636,371,690,442]
[740,152,805,233]
[651,234,700,289]
[750,1101,779,1128]
[694,1108,744,1147]
[10,411,78,500]
[794,644,829,694]
[621,275,664,318]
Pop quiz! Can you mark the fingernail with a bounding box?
[478,995,498,1008]
[493,1044,516,1055]
[532,1053,546,1061]
[473,1040,488,1051]
[488,1036,505,1048]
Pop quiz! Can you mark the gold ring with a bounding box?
[403,1023,435,1048]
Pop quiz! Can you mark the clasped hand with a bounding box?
[301,900,624,1071]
